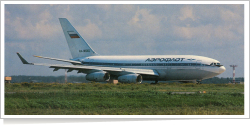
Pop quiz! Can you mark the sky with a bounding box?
[2,2,246,78]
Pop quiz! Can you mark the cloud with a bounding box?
[5,9,59,41]
[6,42,27,51]
[173,24,241,43]
[6,42,45,53]
[173,24,212,40]
[8,17,58,40]
[95,4,112,11]
[77,19,102,40]
[213,26,238,41]
[127,8,161,36]
[220,9,241,22]
[220,5,243,22]
[114,4,136,13]
[179,6,197,21]
[219,7,244,35]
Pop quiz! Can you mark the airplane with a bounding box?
[17,18,226,84]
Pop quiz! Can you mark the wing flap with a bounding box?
[49,65,159,76]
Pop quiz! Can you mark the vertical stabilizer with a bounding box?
[59,18,97,58]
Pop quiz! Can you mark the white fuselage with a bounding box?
[73,55,226,82]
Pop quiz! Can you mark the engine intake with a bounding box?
[118,74,143,83]
[86,72,110,82]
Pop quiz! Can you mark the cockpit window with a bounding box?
[210,62,222,67]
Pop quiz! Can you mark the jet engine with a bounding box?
[118,74,143,83]
[86,72,110,82]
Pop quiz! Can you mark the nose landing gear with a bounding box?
[196,80,202,84]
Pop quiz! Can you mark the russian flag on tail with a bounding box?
[68,31,80,38]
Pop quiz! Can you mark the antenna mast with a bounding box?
[230,65,237,83]
[65,69,67,83]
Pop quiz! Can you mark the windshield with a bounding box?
[210,62,223,67]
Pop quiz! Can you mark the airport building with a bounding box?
[5,77,12,83]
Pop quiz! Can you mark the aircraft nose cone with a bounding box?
[219,66,226,74]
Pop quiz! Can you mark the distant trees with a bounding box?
[202,77,244,84]
[10,75,89,83]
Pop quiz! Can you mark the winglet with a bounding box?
[16,52,30,64]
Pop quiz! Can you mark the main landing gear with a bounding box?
[151,80,158,84]
[196,80,202,84]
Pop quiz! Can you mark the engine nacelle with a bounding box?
[118,74,143,83]
[86,72,110,82]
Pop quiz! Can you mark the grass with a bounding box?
[4,82,244,115]
[5,82,244,93]
[6,106,244,115]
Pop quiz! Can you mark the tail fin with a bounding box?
[59,18,97,59]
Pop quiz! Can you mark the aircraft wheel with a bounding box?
[196,80,202,84]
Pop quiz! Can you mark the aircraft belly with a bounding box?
[164,69,201,80]
[164,69,218,80]
[152,66,219,81]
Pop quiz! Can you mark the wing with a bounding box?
[33,55,82,65]
[17,53,159,76]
